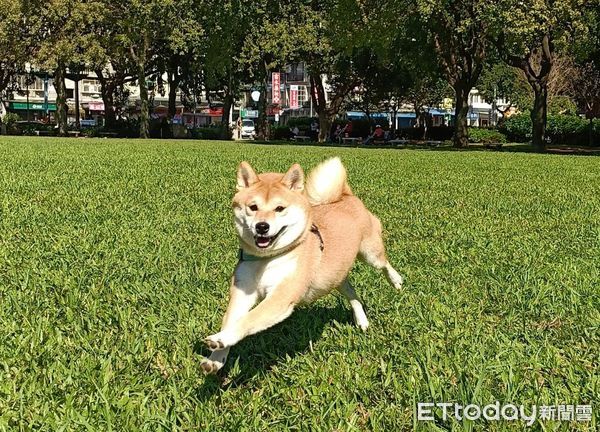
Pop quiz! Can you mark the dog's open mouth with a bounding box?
[254,226,287,248]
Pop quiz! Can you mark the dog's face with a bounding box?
[233,161,311,255]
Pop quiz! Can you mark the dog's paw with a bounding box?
[204,331,236,351]
[201,358,224,375]
[204,336,225,351]
[389,272,404,289]
[357,318,369,332]
[392,275,403,290]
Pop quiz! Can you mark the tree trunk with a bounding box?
[424,112,433,140]
[138,62,149,139]
[453,84,470,148]
[103,91,117,129]
[54,64,68,136]
[167,73,179,119]
[96,70,117,129]
[256,85,268,140]
[317,111,333,142]
[589,117,594,147]
[503,34,553,152]
[414,104,421,128]
[310,72,355,142]
[530,83,547,151]
[221,93,234,139]
[310,73,329,142]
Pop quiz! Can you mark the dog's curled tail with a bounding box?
[305,157,352,205]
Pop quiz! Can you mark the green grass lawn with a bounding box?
[0,136,598,431]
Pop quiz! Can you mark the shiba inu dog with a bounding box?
[201,157,403,374]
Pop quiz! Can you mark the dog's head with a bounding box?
[232,161,311,255]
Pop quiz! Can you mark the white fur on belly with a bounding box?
[237,253,298,300]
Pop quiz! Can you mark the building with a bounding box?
[1,64,512,131]
[467,89,512,127]
[1,68,219,127]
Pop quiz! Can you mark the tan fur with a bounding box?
[201,158,403,374]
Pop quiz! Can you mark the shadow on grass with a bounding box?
[194,302,352,400]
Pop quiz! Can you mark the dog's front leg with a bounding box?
[201,275,258,374]
[204,283,300,351]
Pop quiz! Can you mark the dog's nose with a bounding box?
[255,222,270,235]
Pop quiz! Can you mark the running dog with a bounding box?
[201,157,403,374]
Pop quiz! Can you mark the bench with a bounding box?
[292,135,311,142]
[425,140,442,147]
[389,139,409,147]
[341,137,361,145]
[99,132,118,138]
[34,130,53,136]
[67,130,81,138]
[485,143,504,150]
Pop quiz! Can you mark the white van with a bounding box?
[240,119,255,139]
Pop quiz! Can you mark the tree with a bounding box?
[29,0,76,135]
[295,1,363,142]
[410,0,489,147]
[202,0,252,134]
[0,0,27,103]
[573,61,600,145]
[24,0,105,135]
[405,72,449,136]
[478,62,532,119]
[238,0,302,139]
[490,0,589,151]
[155,0,205,122]
[345,48,390,128]
[110,0,169,138]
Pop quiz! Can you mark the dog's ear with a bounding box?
[281,163,304,191]
[237,161,259,190]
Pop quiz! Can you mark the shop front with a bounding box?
[7,101,57,122]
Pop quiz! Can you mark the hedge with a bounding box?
[501,114,600,146]
[468,128,508,144]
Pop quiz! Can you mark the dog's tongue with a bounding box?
[256,236,271,248]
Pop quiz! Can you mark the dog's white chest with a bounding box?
[239,253,297,299]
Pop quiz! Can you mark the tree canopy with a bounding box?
[1,0,598,148]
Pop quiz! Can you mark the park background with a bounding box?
[0,0,599,430]
[0,0,599,150]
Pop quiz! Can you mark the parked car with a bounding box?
[240,119,255,139]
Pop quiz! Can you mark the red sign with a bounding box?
[290,85,299,109]
[88,101,105,111]
[267,106,280,116]
[272,72,281,105]
[201,107,223,117]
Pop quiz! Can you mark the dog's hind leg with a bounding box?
[338,279,369,331]
[359,215,403,289]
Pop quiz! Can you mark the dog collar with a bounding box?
[239,224,324,262]
[238,249,264,261]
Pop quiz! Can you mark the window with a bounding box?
[297,85,309,105]
[82,79,101,94]
[286,63,306,82]
[18,76,44,91]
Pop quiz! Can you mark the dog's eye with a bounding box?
[249,204,258,211]
[275,206,286,212]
